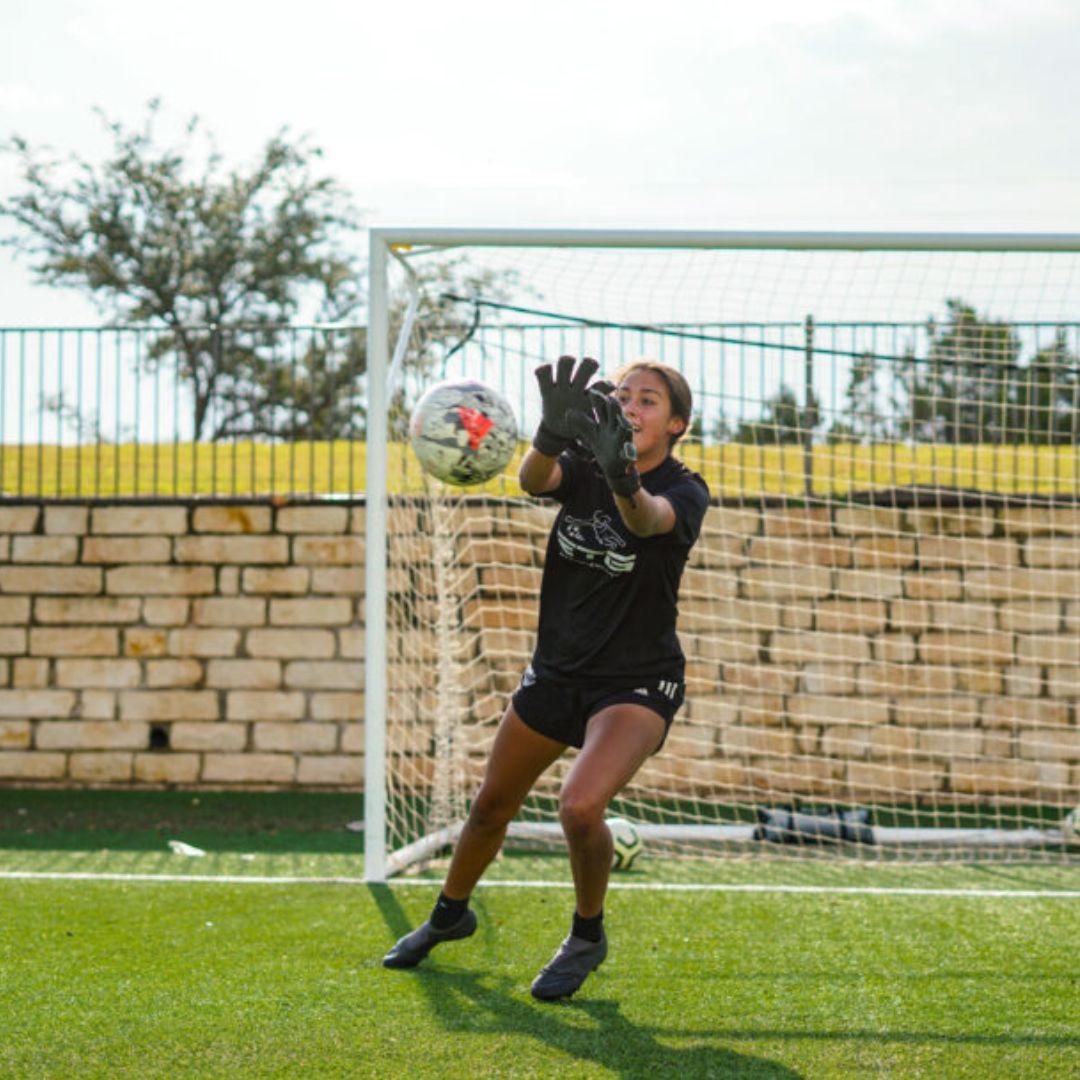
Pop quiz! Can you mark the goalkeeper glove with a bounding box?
[565,391,641,498]
[532,355,600,456]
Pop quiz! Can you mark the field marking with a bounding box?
[1,870,1079,898]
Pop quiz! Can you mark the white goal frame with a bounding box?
[364,227,1080,883]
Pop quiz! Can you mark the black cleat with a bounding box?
[382,909,477,969]
[530,931,608,1001]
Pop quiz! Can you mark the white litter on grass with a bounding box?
[167,840,207,857]
[345,821,364,833]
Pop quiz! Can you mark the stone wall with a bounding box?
[1,498,1079,801]
[0,502,364,787]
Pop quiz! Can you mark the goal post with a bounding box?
[364,228,1080,883]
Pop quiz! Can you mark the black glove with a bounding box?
[532,355,600,456]
[565,391,642,498]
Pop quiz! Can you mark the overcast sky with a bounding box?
[3,0,1080,325]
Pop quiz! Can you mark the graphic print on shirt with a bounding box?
[555,510,637,577]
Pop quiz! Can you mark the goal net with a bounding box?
[364,230,1080,881]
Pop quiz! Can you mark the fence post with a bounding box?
[803,314,815,497]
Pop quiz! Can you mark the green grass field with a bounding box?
[2,791,1079,1078]
[3,440,1078,498]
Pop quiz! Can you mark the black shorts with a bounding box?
[511,666,685,751]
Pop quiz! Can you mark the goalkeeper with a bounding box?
[383,355,710,1001]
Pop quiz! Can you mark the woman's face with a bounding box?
[614,368,685,463]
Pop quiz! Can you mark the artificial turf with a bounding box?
[2,790,1078,1079]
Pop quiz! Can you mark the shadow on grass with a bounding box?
[369,884,803,1080]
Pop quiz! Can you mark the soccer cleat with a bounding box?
[530,931,608,1001]
[381,909,477,969]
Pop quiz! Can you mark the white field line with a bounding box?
[1,870,1078,898]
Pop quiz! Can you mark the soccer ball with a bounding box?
[409,379,517,487]
[1062,806,1080,846]
[607,816,643,871]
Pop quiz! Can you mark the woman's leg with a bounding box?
[442,703,566,899]
[558,704,665,917]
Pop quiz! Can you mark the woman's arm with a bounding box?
[519,447,563,495]
[613,490,675,537]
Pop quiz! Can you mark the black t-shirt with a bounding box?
[530,452,710,686]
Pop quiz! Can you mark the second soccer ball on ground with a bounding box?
[607,817,643,871]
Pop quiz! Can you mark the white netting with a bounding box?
[374,239,1080,875]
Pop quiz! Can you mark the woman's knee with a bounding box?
[558,788,606,838]
[468,787,519,831]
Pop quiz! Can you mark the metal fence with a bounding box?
[2,321,1079,499]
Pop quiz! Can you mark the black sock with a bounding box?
[572,910,604,943]
[430,891,469,930]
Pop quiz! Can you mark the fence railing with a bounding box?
[2,321,1079,499]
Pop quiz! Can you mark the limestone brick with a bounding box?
[82,537,171,563]
[0,751,65,779]
[981,698,1069,728]
[0,720,30,748]
[820,725,873,758]
[1018,728,1080,761]
[227,691,306,721]
[70,752,134,782]
[833,507,906,535]
[919,632,1015,665]
[338,629,364,659]
[0,567,102,594]
[269,598,353,626]
[192,597,266,626]
[721,726,796,756]
[30,628,118,657]
[907,510,996,536]
[192,505,272,533]
[919,537,1019,568]
[310,693,364,721]
[310,567,365,595]
[253,722,337,753]
[953,667,1004,695]
[1000,507,1080,535]
[35,597,141,624]
[0,507,40,532]
[80,691,116,720]
[893,696,980,727]
[247,628,335,659]
[284,661,363,690]
[205,660,281,689]
[0,597,31,624]
[120,691,219,722]
[1016,635,1080,665]
[687,532,747,569]
[297,755,362,785]
[12,536,79,564]
[107,566,215,596]
[1000,602,1062,633]
[174,536,288,564]
[852,537,917,569]
[167,629,240,657]
[292,535,364,565]
[123,629,168,658]
[1047,668,1080,699]
[690,630,762,664]
[787,696,890,726]
[276,506,348,534]
[846,762,943,794]
[816,601,887,633]
[722,664,798,694]
[146,660,203,688]
[770,632,871,664]
[242,567,310,594]
[142,598,190,625]
[742,566,832,600]
[340,723,364,752]
[0,628,27,655]
[92,506,188,534]
[170,722,248,751]
[749,536,851,567]
[202,753,295,784]
[44,506,89,535]
[799,664,858,695]
[858,662,953,697]
[1004,665,1043,697]
[134,753,201,784]
[917,728,984,759]
[36,720,148,750]
[966,569,1080,601]
[903,572,963,600]
[868,725,918,756]
[762,509,832,537]
[949,761,1039,795]
[55,659,141,688]
[834,569,903,599]
[13,659,49,689]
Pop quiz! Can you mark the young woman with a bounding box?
[383,355,710,1001]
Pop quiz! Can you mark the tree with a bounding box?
[899,300,1023,444]
[734,384,820,445]
[1,101,364,439]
